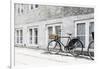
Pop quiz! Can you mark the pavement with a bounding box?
[15,47,94,67]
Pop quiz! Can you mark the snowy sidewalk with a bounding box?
[15,47,94,66]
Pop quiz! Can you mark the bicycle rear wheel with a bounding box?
[88,41,94,60]
[47,40,61,54]
[69,39,84,57]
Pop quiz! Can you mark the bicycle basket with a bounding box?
[49,34,60,40]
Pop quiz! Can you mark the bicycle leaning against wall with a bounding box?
[47,33,84,57]
[87,32,94,60]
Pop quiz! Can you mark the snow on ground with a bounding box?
[15,47,94,67]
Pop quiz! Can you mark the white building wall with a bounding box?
[14,13,94,49]
[14,3,94,50]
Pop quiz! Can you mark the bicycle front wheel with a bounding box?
[47,40,61,54]
[69,39,84,57]
[88,41,94,60]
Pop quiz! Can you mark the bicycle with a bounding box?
[47,33,84,57]
[87,32,94,60]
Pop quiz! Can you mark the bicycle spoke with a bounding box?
[88,41,94,60]
[69,39,83,57]
[48,40,60,54]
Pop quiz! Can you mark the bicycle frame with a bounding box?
[54,35,72,51]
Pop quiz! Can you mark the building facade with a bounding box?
[14,3,94,49]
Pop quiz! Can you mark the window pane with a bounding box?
[55,26,61,36]
[55,26,61,41]
[31,4,33,9]
[77,23,85,47]
[18,8,20,14]
[21,9,23,13]
[17,30,19,43]
[20,30,23,43]
[48,27,53,43]
[29,29,32,44]
[89,22,94,42]
[35,4,38,8]
[48,27,53,35]
[34,28,38,44]
[77,23,85,35]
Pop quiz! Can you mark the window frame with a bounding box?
[28,26,39,46]
[75,19,94,49]
[46,23,62,46]
[15,28,23,45]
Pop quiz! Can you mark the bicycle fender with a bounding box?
[68,38,80,46]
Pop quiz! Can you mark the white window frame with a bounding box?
[75,19,94,49]
[15,28,23,45]
[46,23,62,46]
[28,26,39,46]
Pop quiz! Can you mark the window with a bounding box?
[35,4,38,8]
[77,23,85,47]
[18,8,20,14]
[47,24,61,46]
[16,29,23,44]
[29,29,32,44]
[75,19,94,48]
[89,22,94,42]
[31,4,33,9]
[21,9,23,13]
[16,30,19,43]
[34,28,38,44]
[20,30,23,43]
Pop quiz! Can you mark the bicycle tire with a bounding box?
[88,41,94,60]
[47,40,61,54]
[69,39,84,57]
